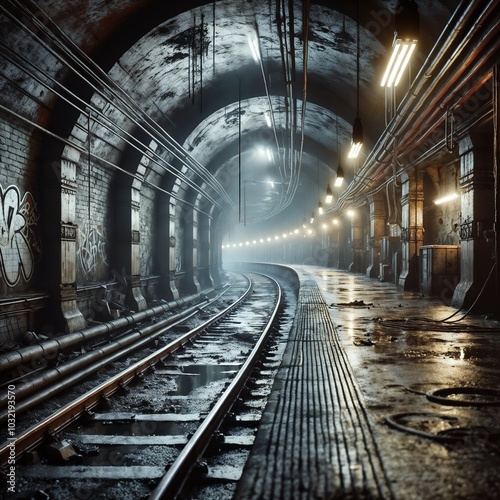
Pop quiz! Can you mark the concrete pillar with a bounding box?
[114,158,147,312]
[179,205,201,295]
[367,193,386,278]
[128,174,147,311]
[398,169,424,291]
[197,210,214,289]
[348,213,363,273]
[59,153,86,332]
[169,200,180,299]
[452,134,495,311]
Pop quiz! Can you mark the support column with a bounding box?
[398,169,424,291]
[59,154,86,332]
[115,159,147,312]
[197,210,214,289]
[169,200,180,299]
[452,134,495,310]
[367,193,386,278]
[348,212,363,273]
[128,181,147,311]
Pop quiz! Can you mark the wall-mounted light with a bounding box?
[434,192,459,205]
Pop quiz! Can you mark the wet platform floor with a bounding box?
[236,265,500,500]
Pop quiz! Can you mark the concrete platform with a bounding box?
[236,265,500,499]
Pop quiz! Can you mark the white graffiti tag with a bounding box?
[0,184,39,286]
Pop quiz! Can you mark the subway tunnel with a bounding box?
[0,1,500,497]
[0,1,498,335]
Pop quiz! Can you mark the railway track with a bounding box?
[0,272,288,499]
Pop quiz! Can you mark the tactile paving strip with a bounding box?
[236,274,394,499]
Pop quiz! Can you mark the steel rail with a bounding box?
[0,274,253,467]
[149,273,282,500]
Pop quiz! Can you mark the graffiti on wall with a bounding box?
[0,184,41,287]
[77,221,109,277]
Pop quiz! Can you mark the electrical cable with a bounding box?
[0,41,225,210]
[2,0,234,209]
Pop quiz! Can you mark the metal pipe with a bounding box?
[336,0,497,210]
[0,299,206,410]
[0,291,209,374]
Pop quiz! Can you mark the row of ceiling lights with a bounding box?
[223,210,358,249]
[316,0,420,222]
[246,1,420,227]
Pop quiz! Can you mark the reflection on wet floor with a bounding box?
[298,265,500,499]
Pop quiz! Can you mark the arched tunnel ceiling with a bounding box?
[0,0,458,242]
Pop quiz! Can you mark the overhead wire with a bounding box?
[2,0,233,209]
[0,39,225,211]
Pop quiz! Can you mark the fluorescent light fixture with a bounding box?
[335,165,344,187]
[326,184,333,203]
[265,112,271,127]
[347,116,363,159]
[247,33,261,62]
[434,192,459,205]
[381,38,417,87]
[348,142,362,159]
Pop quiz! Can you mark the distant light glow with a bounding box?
[347,210,354,217]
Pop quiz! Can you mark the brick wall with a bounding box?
[0,114,44,344]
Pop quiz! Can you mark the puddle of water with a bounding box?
[168,364,240,396]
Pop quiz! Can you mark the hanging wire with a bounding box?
[1,0,234,209]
